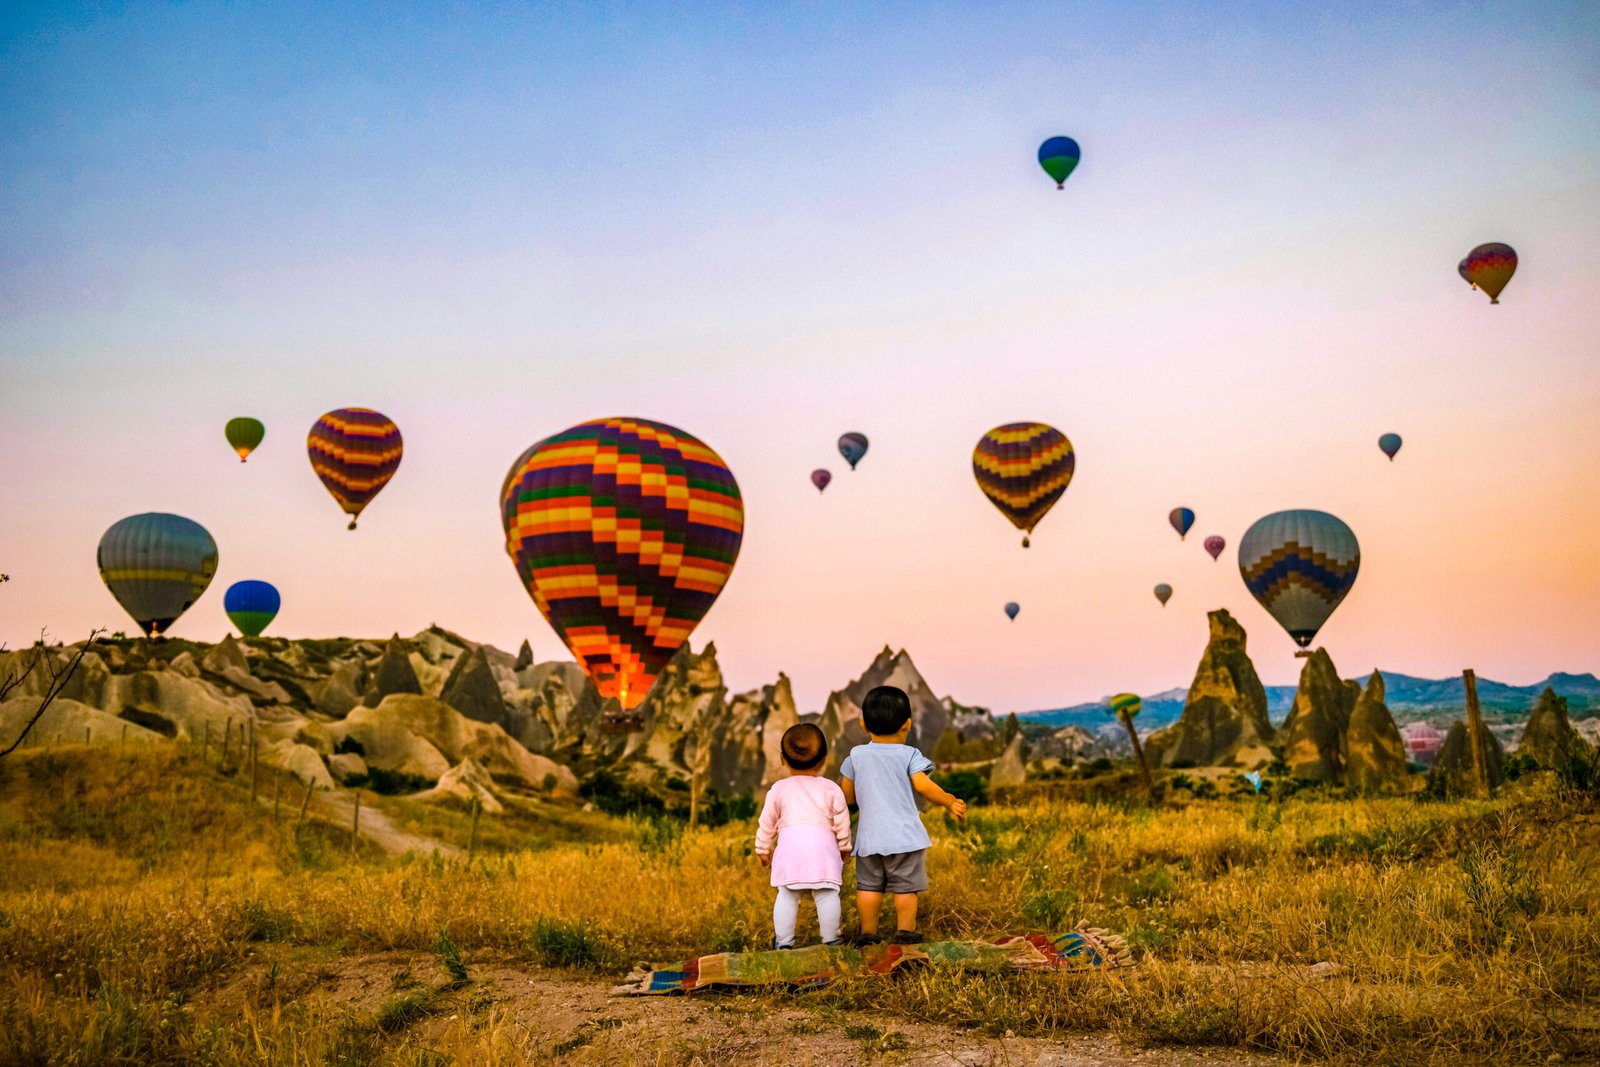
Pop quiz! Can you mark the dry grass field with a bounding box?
[1,743,1596,1065]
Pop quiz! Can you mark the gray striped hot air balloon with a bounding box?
[1237,509,1359,650]
[97,513,218,637]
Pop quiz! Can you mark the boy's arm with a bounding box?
[840,775,856,808]
[911,772,967,821]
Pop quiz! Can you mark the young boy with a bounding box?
[840,684,968,945]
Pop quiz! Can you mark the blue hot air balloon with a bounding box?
[1378,433,1402,461]
[1037,136,1081,189]
[1004,601,1020,621]
[1238,509,1360,649]
[838,432,868,470]
[1169,507,1195,540]
[224,580,281,637]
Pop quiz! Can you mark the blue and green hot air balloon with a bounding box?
[224,580,281,637]
[1037,136,1081,189]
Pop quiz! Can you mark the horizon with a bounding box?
[3,2,1598,714]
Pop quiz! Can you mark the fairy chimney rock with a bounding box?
[1277,648,1359,781]
[1145,609,1273,768]
[366,634,423,706]
[1519,687,1587,768]
[1344,670,1410,793]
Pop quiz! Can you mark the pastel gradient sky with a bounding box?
[3,2,1598,713]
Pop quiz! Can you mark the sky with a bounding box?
[2,1,1598,715]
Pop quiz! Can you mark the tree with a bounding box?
[0,630,103,760]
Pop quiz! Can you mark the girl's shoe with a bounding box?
[821,939,844,947]
[891,929,923,944]
[772,938,794,950]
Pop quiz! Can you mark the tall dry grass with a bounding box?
[1,744,1596,1064]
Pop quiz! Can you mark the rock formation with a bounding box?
[1429,719,1506,796]
[723,673,799,793]
[514,640,534,671]
[309,659,368,718]
[988,733,1027,790]
[1519,688,1588,769]
[439,643,508,725]
[417,757,505,813]
[0,695,164,748]
[1144,609,1273,768]
[1277,649,1361,781]
[818,647,949,774]
[365,635,422,706]
[1344,671,1409,792]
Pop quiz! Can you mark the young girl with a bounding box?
[754,723,853,948]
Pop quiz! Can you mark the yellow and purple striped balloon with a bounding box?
[1463,243,1517,304]
[307,408,403,530]
[972,422,1075,548]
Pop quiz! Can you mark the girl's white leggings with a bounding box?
[773,886,841,947]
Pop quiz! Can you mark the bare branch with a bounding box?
[0,629,106,760]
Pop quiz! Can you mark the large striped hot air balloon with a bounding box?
[1238,509,1360,650]
[1037,136,1081,189]
[225,417,265,462]
[501,417,744,711]
[97,513,218,637]
[224,580,280,637]
[307,408,403,530]
[837,433,868,470]
[1169,507,1195,540]
[1463,243,1517,304]
[973,422,1075,548]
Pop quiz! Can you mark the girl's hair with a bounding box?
[780,723,828,771]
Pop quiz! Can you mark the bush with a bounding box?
[527,918,613,969]
[344,768,434,795]
[579,770,664,817]
[931,769,988,806]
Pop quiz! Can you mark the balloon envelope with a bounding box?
[308,408,403,529]
[1203,535,1226,561]
[224,579,280,637]
[1037,136,1081,188]
[1464,243,1516,303]
[1457,258,1474,287]
[1153,583,1172,606]
[1378,433,1402,460]
[837,432,868,470]
[1111,692,1141,719]
[97,513,218,636]
[1238,509,1360,649]
[972,423,1075,547]
[1004,601,1019,621]
[1169,507,1195,540]
[501,417,744,710]
[811,469,832,492]
[225,417,264,462]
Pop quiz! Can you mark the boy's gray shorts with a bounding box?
[854,850,928,893]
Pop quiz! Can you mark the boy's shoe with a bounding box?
[853,932,883,947]
[891,929,924,944]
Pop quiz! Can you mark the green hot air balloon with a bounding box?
[225,417,265,462]
[98,513,219,637]
[1037,136,1082,189]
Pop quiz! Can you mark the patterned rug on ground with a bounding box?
[612,929,1131,996]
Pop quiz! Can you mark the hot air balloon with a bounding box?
[1169,507,1195,540]
[1463,243,1517,304]
[1203,535,1226,561]
[973,422,1075,548]
[1378,433,1402,461]
[97,513,218,637]
[308,408,403,530]
[1004,601,1020,621]
[224,580,280,637]
[838,433,868,470]
[1238,509,1360,650]
[1037,136,1081,189]
[225,417,265,463]
[811,469,832,492]
[501,417,744,712]
[1153,583,1172,607]
[1458,258,1475,288]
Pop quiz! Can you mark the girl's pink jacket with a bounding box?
[754,776,853,888]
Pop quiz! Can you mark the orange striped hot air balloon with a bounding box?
[1463,243,1517,304]
[972,422,1075,548]
[307,408,403,530]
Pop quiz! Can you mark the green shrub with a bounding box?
[931,769,988,806]
[527,918,613,969]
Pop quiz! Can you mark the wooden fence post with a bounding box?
[298,779,315,823]
[249,727,258,804]
[468,795,482,861]
[1463,669,1490,798]
[273,773,282,823]
[350,794,361,856]
[201,723,210,763]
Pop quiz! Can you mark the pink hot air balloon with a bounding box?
[1203,535,1225,561]
[811,469,832,493]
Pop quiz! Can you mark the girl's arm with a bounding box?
[754,789,781,858]
[911,772,967,821]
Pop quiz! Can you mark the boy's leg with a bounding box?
[892,892,918,935]
[814,888,842,944]
[772,887,800,949]
[856,890,883,935]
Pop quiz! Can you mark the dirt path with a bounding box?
[297,787,464,858]
[199,950,1287,1066]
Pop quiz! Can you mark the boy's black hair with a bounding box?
[780,723,827,771]
[862,685,913,736]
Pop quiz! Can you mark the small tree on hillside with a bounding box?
[0,629,103,760]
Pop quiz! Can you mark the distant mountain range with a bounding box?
[1020,671,1600,732]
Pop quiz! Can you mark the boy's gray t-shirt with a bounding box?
[840,742,935,857]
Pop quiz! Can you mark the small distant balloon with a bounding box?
[1463,243,1517,304]
[1004,601,1020,621]
[1378,433,1403,461]
[838,433,869,470]
[1203,535,1226,561]
[225,417,265,463]
[1169,507,1195,540]
[1457,258,1475,288]
[811,469,832,492]
[1110,692,1141,720]
[224,580,280,637]
[1037,136,1081,189]
[1245,771,1263,794]
[1154,583,1173,607]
